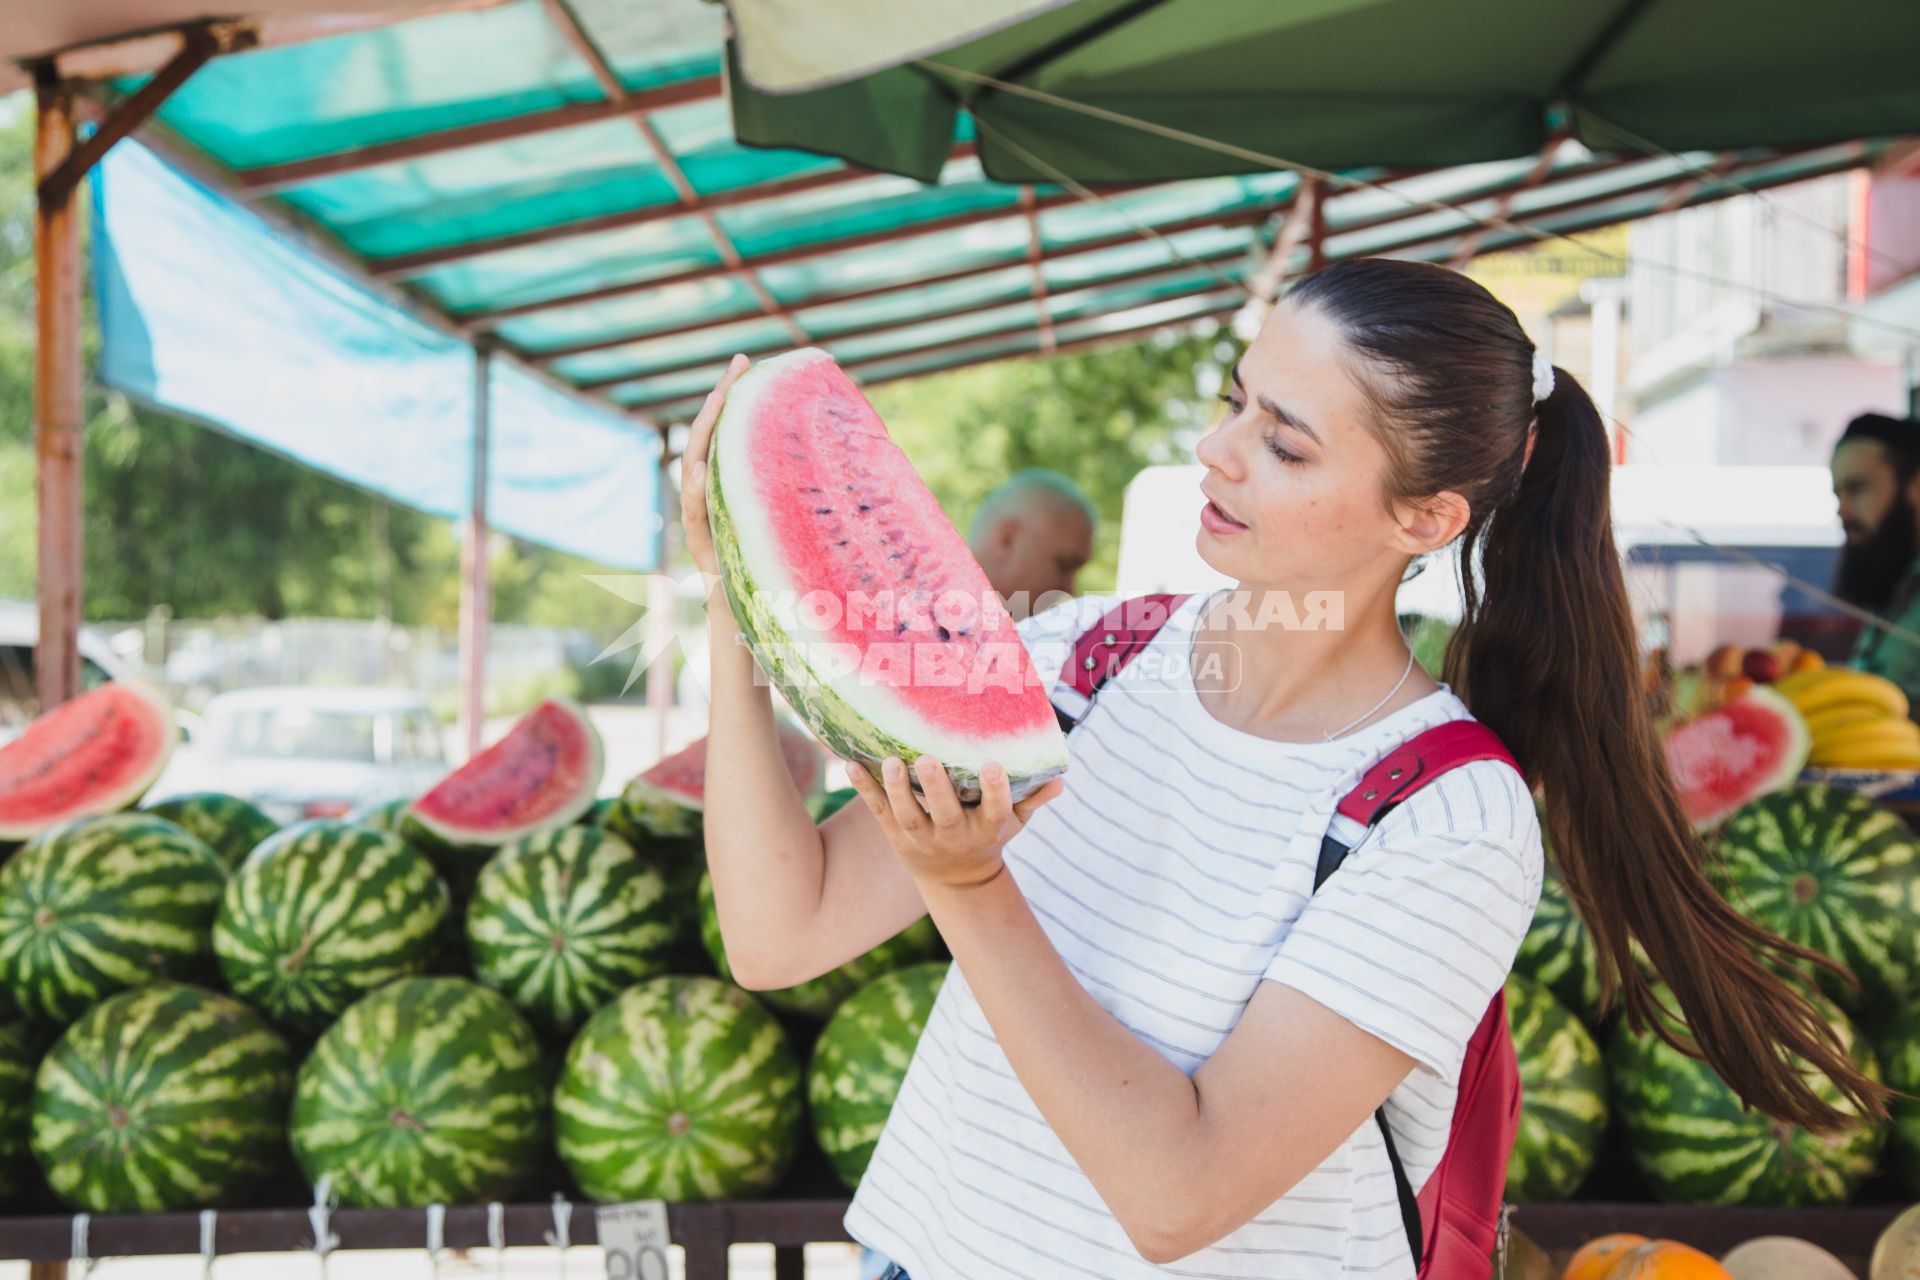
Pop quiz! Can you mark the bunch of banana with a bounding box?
[1777,668,1920,768]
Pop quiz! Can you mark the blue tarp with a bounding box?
[93,140,659,570]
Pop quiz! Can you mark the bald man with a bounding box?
[966,469,1097,620]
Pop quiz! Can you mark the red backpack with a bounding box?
[1054,594,1524,1278]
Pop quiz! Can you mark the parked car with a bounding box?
[0,598,146,744]
[148,686,449,824]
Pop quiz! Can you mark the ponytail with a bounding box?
[1454,371,1886,1131]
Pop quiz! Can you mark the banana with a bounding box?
[1804,703,1900,739]
[1810,730,1920,768]
[1810,718,1920,751]
[1810,745,1920,771]
[1777,669,1909,719]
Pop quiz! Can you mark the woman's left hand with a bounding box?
[845,755,1063,890]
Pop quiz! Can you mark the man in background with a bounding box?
[1831,411,1920,705]
[966,468,1097,620]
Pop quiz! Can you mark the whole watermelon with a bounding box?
[31,984,295,1211]
[809,962,945,1188]
[1876,1002,1920,1193]
[1609,981,1885,1204]
[345,795,411,833]
[1515,861,1605,1028]
[1713,783,1920,1016]
[467,826,676,1037]
[698,870,939,1019]
[1504,973,1606,1201]
[213,820,448,1034]
[0,1019,33,1200]
[554,976,803,1202]
[144,793,278,872]
[0,814,227,1023]
[290,977,546,1207]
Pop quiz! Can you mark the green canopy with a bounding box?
[728,0,1920,184]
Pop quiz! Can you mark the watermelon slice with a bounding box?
[0,682,175,842]
[617,721,822,838]
[1661,685,1810,831]
[406,698,603,850]
[708,349,1069,802]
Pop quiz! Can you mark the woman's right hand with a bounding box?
[680,354,751,577]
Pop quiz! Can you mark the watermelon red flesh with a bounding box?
[409,699,603,845]
[0,683,174,841]
[641,723,822,813]
[1661,685,1810,831]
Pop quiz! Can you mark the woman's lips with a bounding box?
[1200,499,1248,535]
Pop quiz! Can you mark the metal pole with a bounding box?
[458,344,494,760]
[646,440,676,762]
[33,69,83,712]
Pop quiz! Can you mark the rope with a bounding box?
[488,1201,507,1279]
[425,1203,445,1280]
[70,1212,91,1279]
[545,1194,573,1280]
[200,1208,218,1280]
[307,1174,340,1280]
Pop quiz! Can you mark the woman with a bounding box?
[680,259,1882,1279]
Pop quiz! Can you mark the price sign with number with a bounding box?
[596,1200,672,1280]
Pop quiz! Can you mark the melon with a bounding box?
[1720,1236,1854,1280]
[613,722,822,840]
[1872,1204,1920,1280]
[1563,1233,1648,1280]
[1661,686,1810,831]
[0,682,175,842]
[708,349,1068,803]
[406,698,603,852]
[1608,1241,1733,1278]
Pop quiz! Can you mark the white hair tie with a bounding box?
[1531,353,1556,404]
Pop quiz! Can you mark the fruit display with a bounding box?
[290,977,546,1207]
[466,826,676,1037]
[553,975,804,1202]
[405,697,605,860]
[144,791,279,872]
[1775,667,1919,770]
[698,868,940,1020]
[1505,973,1608,1201]
[0,813,227,1023]
[213,820,449,1034]
[0,681,176,841]
[1712,783,1920,1015]
[31,984,294,1212]
[612,721,823,840]
[808,961,945,1188]
[706,347,1069,802]
[1660,686,1810,830]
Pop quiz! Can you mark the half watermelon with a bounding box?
[0,682,175,843]
[615,721,822,839]
[1662,685,1811,831]
[406,698,603,851]
[708,349,1068,802]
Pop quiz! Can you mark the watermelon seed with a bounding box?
[667,1111,692,1136]
[936,626,951,642]
[814,508,833,515]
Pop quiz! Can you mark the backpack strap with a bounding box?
[1052,593,1191,732]
[1313,719,1522,1274]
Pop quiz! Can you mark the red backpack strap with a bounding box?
[1052,593,1191,732]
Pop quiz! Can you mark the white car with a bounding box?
[0,598,145,741]
[151,687,450,825]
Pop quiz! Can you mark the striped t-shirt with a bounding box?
[844,591,1544,1279]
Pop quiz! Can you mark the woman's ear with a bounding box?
[1389,491,1470,557]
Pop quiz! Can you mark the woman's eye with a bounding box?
[1216,392,1244,414]
[1264,436,1305,466]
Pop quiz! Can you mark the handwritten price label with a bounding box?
[595,1201,671,1280]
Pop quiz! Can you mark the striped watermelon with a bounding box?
[0,1019,33,1200]
[467,826,676,1037]
[0,814,227,1024]
[809,787,859,822]
[290,977,546,1207]
[212,820,448,1034]
[809,962,945,1188]
[1713,783,1920,1015]
[1516,858,1605,1028]
[1609,981,1885,1204]
[1877,1003,1920,1193]
[554,975,803,1201]
[698,870,939,1019]
[144,793,278,872]
[1504,973,1606,1201]
[346,795,410,833]
[31,984,294,1212]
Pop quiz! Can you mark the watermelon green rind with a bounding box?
[1503,973,1607,1201]
[708,351,1068,805]
[1608,981,1885,1205]
[31,984,295,1212]
[290,977,546,1208]
[0,682,176,841]
[347,796,411,833]
[1875,1002,1920,1193]
[0,814,228,1024]
[406,698,605,849]
[0,1020,33,1201]
[145,792,279,872]
[1713,783,1920,1016]
[554,975,803,1202]
[467,826,676,1037]
[698,870,939,1019]
[1663,685,1811,832]
[808,962,946,1188]
[1515,865,1605,1028]
[213,820,449,1034]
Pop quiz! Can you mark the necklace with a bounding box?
[1322,648,1417,742]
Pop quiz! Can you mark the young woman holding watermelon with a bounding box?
[680,258,1884,1280]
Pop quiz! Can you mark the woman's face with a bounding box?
[1194,300,1424,593]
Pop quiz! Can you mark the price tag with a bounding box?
[596,1200,671,1280]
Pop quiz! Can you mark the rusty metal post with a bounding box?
[457,343,494,760]
[33,69,84,713]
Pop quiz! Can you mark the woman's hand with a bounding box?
[679,354,751,577]
[845,754,1063,890]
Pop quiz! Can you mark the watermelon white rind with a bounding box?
[406,698,604,850]
[809,962,946,1188]
[1662,686,1810,832]
[709,349,1068,804]
[0,682,176,841]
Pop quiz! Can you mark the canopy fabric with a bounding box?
[727,0,1073,94]
[93,138,660,569]
[728,0,1920,184]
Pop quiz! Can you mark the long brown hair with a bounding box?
[1289,258,1885,1131]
